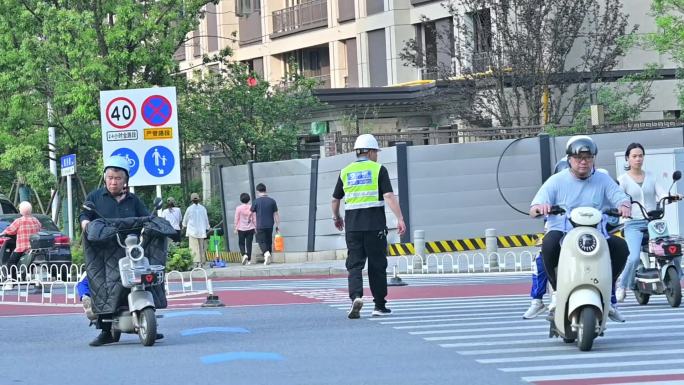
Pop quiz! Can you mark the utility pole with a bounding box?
[48,100,58,222]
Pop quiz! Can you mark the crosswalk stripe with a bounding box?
[501,354,684,372]
[522,368,684,382]
[477,348,684,364]
[441,330,684,349]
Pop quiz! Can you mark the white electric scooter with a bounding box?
[545,206,620,351]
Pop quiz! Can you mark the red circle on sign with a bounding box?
[105,97,137,129]
[142,95,173,127]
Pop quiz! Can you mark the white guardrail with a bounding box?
[0,264,210,305]
[395,251,537,274]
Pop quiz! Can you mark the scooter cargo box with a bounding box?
[29,232,54,250]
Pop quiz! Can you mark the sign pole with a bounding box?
[48,124,58,222]
[66,174,74,240]
[156,185,162,216]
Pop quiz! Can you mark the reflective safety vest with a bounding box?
[341,160,384,210]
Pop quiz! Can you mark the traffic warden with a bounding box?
[529,135,630,322]
[331,134,406,319]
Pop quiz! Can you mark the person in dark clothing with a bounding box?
[251,183,280,265]
[79,155,162,346]
[331,134,406,319]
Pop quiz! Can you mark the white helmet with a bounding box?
[353,134,381,152]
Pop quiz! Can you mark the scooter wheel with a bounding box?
[577,306,597,352]
[138,308,157,347]
[634,289,650,305]
[665,267,682,307]
[111,330,121,343]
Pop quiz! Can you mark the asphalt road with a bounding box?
[2,274,684,385]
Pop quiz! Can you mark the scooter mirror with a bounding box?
[673,170,681,182]
[152,197,163,211]
[82,201,96,211]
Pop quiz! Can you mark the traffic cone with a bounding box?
[201,279,225,307]
[387,265,408,287]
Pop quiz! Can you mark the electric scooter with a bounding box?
[544,206,620,351]
[632,170,683,307]
[83,198,171,346]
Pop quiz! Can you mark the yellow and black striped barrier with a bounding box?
[388,233,544,256]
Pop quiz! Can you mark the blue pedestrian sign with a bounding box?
[110,148,140,177]
[60,154,76,176]
[144,146,175,177]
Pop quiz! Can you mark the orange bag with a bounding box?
[274,232,284,252]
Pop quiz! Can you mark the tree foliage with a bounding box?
[649,0,684,106]
[0,0,213,200]
[400,0,637,127]
[178,60,321,165]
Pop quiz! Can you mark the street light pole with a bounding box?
[48,100,58,222]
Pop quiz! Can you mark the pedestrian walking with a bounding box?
[161,197,182,243]
[234,193,256,265]
[182,192,211,267]
[331,134,406,319]
[251,183,280,265]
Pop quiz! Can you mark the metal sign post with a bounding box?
[60,154,76,240]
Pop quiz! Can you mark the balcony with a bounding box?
[272,0,328,39]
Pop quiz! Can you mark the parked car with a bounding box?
[0,194,18,214]
[0,214,72,279]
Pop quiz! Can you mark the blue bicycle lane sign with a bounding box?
[144,146,175,177]
[110,148,140,177]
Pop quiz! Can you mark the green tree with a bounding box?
[178,60,321,165]
[649,0,684,106]
[400,0,636,127]
[0,0,213,201]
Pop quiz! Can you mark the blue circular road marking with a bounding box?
[181,327,250,336]
[201,352,285,364]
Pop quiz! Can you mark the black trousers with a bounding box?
[3,251,24,279]
[345,230,388,307]
[541,230,628,290]
[256,227,273,255]
[238,230,255,259]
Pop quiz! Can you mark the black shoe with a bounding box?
[89,331,115,347]
[372,306,392,317]
[156,333,164,340]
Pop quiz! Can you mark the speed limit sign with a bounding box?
[105,97,136,129]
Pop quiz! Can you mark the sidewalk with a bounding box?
[179,246,538,280]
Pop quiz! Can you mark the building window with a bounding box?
[472,8,492,53]
[236,0,260,17]
[664,110,681,119]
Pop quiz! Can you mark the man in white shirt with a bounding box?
[182,192,211,267]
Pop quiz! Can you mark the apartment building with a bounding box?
[176,0,681,122]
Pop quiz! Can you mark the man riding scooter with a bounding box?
[79,156,164,347]
[529,135,631,322]
[524,161,623,319]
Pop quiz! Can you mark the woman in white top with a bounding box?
[616,143,668,302]
[161,197,183,243]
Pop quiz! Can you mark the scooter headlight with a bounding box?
[578,234,597,253]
